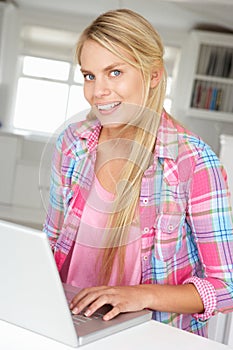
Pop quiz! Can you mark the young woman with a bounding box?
[43,9,233,337]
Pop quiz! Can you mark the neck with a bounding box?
[99,125,137,142]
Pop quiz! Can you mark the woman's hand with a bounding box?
[69,283,204,320]
[69,285,151,321]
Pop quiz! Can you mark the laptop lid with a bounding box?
[0,220,78,347]
[0,220,152,347]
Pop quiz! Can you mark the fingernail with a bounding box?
[103,314,109,321]
[84,309,91,317]
[70,303,73,309]
[72,307,79,314]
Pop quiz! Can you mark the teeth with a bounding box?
[97,102,120,111]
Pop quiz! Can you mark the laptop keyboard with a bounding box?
[72,310,104,325]
[64,286,111,325]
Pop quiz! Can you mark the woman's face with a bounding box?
[79,40,146,121]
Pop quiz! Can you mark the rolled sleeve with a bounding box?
[183,277,217,321]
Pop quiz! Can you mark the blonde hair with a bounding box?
[75,9,167,284]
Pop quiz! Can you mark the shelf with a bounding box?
[187,108,233,123]
[185,31,233,122]
[195,75,233,85]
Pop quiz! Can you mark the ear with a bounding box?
[150,69,163,88]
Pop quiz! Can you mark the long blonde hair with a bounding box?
[75,9,167,284]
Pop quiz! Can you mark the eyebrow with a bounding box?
[80,62,127,74]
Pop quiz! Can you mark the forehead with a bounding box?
[80,39,133,70]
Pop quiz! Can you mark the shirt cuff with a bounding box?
[183,276,217,321]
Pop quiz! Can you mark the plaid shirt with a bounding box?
[43,111,233,337]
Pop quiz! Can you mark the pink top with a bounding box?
[66,176,141,288]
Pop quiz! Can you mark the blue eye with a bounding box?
[110,70,121,77]
[84,74,95,81]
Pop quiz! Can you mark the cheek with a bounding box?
[125,74,145,104]
[118,80,142,101]
[128,84,144,104]
[83,85,92,103]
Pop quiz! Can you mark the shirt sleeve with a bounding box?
[43,132,66,250]
[183,276,217,321]
[187,142,233,318]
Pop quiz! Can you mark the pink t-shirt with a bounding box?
[66,176,141,288]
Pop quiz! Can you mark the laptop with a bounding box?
[0,220,152,347]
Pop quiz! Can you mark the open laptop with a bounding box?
[0,220,152,347]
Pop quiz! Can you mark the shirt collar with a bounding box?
[76,111,179,160]
[155,111,179,161]
[75,117,101,152]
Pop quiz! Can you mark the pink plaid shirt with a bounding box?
[43,111,233,337]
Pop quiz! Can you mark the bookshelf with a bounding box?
[186,31,233,123]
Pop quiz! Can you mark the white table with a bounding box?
[1,319,232,350]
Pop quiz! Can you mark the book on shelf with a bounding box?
[214,49,226,77]
[206,49,217,76]
[222,51,232,78]
[227,51,232,78]
[191,80,223,111]
[229,53,233,79]
[197,45,233,78]
[204,87,212,109]
[215,89,222,111]
[209,88,218,110]
[197,45,212,75]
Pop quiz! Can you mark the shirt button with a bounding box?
[143,227,149,233]
[143,255,148,261]
[143,198,148,204]
[168,224,174,232]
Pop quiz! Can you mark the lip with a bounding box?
[95,101,121,115]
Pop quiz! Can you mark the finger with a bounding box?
[69,286,104,308]
[70,287,109,314]
[102,305,121,321]
[69,288,91,309]
[82,294,110,317]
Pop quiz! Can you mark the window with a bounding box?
[14,56,89,133]
[13,26,180,134]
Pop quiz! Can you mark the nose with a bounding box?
[93,77,111,99]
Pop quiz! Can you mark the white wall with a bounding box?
[0,131,49,229]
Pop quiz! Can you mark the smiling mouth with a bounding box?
[97,102,121,111]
